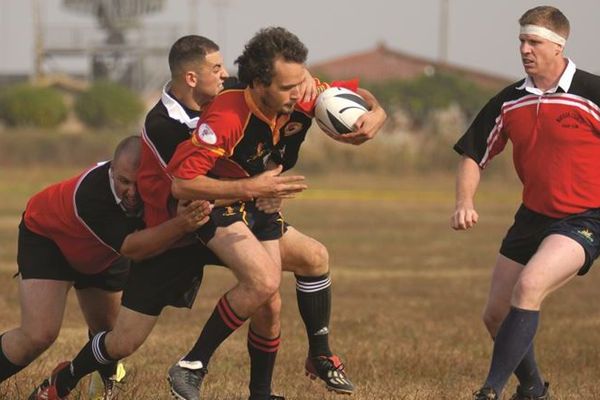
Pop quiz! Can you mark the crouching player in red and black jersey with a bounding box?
[166,27,386,400]
[0,136,209,400]
[452,6,600,400]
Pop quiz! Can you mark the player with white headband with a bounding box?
[520,24,567,46]
[452,5,600,400]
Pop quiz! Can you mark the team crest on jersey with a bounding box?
[556,111,587,129]
[196,123,217,145]
[283,122,303,136]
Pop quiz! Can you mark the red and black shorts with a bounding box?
[121,242,222,316]
[17,219,129,291]
[500,204,600,275]
[195,200,287,244]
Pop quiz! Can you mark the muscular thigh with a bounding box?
[280,227,328,275]
[19,278,72,335]
[207,222,280,283]
[517,234,584,299]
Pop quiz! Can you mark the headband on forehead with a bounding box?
[520,24,567,46]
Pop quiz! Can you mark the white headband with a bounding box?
[520,24,566,46]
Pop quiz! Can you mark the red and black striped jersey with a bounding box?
[23,162,144,274]
[455,60,600,218]
[167,79,358,181]
[139,82,200,228]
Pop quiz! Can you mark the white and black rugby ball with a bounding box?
[314,87,368,135]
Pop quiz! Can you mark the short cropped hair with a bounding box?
[168,35,220,76]
[113,135,141,167]
[519,6,570,39]
[235,27,308,87]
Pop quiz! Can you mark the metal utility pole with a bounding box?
[438,0,449,64]
[32,0,44,81]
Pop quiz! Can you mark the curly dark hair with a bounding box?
[168,35,220,76]
[235,27,308,87]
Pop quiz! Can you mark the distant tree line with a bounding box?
[0,81,143,129]
[362,72,496,132]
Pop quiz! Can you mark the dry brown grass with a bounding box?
[1,168,600,399]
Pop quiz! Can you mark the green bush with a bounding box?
[363,73,495,129]
[75,81,144,128]
[0,84,67,128]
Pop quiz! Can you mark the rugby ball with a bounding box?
[314,87,368,135]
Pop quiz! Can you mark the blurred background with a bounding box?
[0,0,598,172]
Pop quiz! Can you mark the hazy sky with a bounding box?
[1,0,599,80]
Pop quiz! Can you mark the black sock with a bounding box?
[183,294,246,366]
[88,330,118,379]
[485,307,540,396]
[514,344,545,396]
[247,328,280,400]
[296,274,332,357]
[0,334,27,382]
[56,331,116,397]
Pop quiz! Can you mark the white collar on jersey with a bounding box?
[516,58,576,95]
[161,81,199,129]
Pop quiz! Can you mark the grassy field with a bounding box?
[1,168,600,399]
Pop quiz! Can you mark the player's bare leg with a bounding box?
[0,278,70,382]
[476,235,584,399]
[77,288,128,400]
[28,307,159,399]
[280,227,354,394]
[482,255,547,398]
[168,223,281,400]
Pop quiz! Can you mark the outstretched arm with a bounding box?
[171,165,307,201]
[120,200,211,261]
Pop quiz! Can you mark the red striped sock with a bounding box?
[183,294,246,366]
[247,328,280,399]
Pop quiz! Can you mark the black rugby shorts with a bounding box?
[121,242,222,316]
[500,204,600,275]
[196,200,287,244]
[17,219,129,291]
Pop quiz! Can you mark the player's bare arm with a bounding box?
[171,164,307,201]
[120,200,211,261]
[451,155,481,231]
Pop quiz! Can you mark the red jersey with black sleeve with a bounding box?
[454,60,600,218]
[23,162,144,274]
[139,83,201,228]
[167,78,359,181]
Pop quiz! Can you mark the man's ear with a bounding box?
[184,71,197,88]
